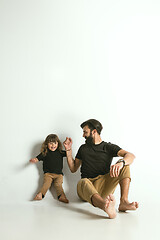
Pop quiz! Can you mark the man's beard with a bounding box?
[85,134,93,145]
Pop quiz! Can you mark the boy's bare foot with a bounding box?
[58,193,69,203]
[104,194,117,219]
[119,200,139,212]
[34,192,43,200]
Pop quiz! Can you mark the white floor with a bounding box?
[1,193,159,240]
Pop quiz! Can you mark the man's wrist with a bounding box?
[116,159,125,167]
[66,148,71,151]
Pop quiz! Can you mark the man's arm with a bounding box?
[117,149,135,166]
[110,149,135,178]
[66,150,81,173]
[63,137,81,173]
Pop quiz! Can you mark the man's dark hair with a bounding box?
[80,119,103,135]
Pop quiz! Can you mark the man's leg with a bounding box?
[93,166,138,212]
[119,177,139,211]
[77,178,116,218]
[91,193,117,218]
[77,178,98,204]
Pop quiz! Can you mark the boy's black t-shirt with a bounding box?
[36,149,66,174]
[75,141,121,178]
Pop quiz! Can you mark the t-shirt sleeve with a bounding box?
[36,153,45,161]
[61,150,66,157]
[107,142,122,157]
[75,145,83,160]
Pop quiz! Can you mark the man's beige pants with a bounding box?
[77,165,131,204]
[40,173,64,197]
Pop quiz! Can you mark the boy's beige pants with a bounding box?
[40,173,64,197]
[77,165,131,204]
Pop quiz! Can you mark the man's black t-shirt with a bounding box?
[36,149,66,174]
[75,141,121,178]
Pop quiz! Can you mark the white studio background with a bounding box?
[0,0,160,205]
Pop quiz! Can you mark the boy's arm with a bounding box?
[30,158,39,163]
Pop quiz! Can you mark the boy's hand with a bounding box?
[63,137,72,150]
[30,158,38,163]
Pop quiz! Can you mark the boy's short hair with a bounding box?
[80,119,103,135]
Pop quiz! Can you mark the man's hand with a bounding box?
[110,162,123,177]
[63,137,73,151]
[30,158,38,163]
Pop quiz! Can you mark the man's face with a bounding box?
[83,125,94,144]
[82,125,91,139]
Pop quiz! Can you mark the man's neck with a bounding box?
[93,135,102,145]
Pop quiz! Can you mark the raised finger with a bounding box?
[114,166,118,177]
[116,167,120,177]
[112,165,116,177]
[110,166,113,177]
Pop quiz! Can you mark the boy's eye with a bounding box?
[49,142,57,145]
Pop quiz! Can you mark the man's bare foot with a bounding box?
[34,192,43,200]
[119,200,139,212]
[104,194,117,219]
[58,193,69,204]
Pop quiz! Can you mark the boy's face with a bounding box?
[48,141,58,151]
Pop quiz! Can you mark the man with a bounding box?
[63,119,138,219]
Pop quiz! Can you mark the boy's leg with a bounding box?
[34,173,53,200]
[53,174,69,203]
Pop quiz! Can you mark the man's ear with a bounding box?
[93,129,97,135]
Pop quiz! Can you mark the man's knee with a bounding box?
[119,165,131,180]
[78,178,91,188]
[77,178,98,204]
[77,178,93,196]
